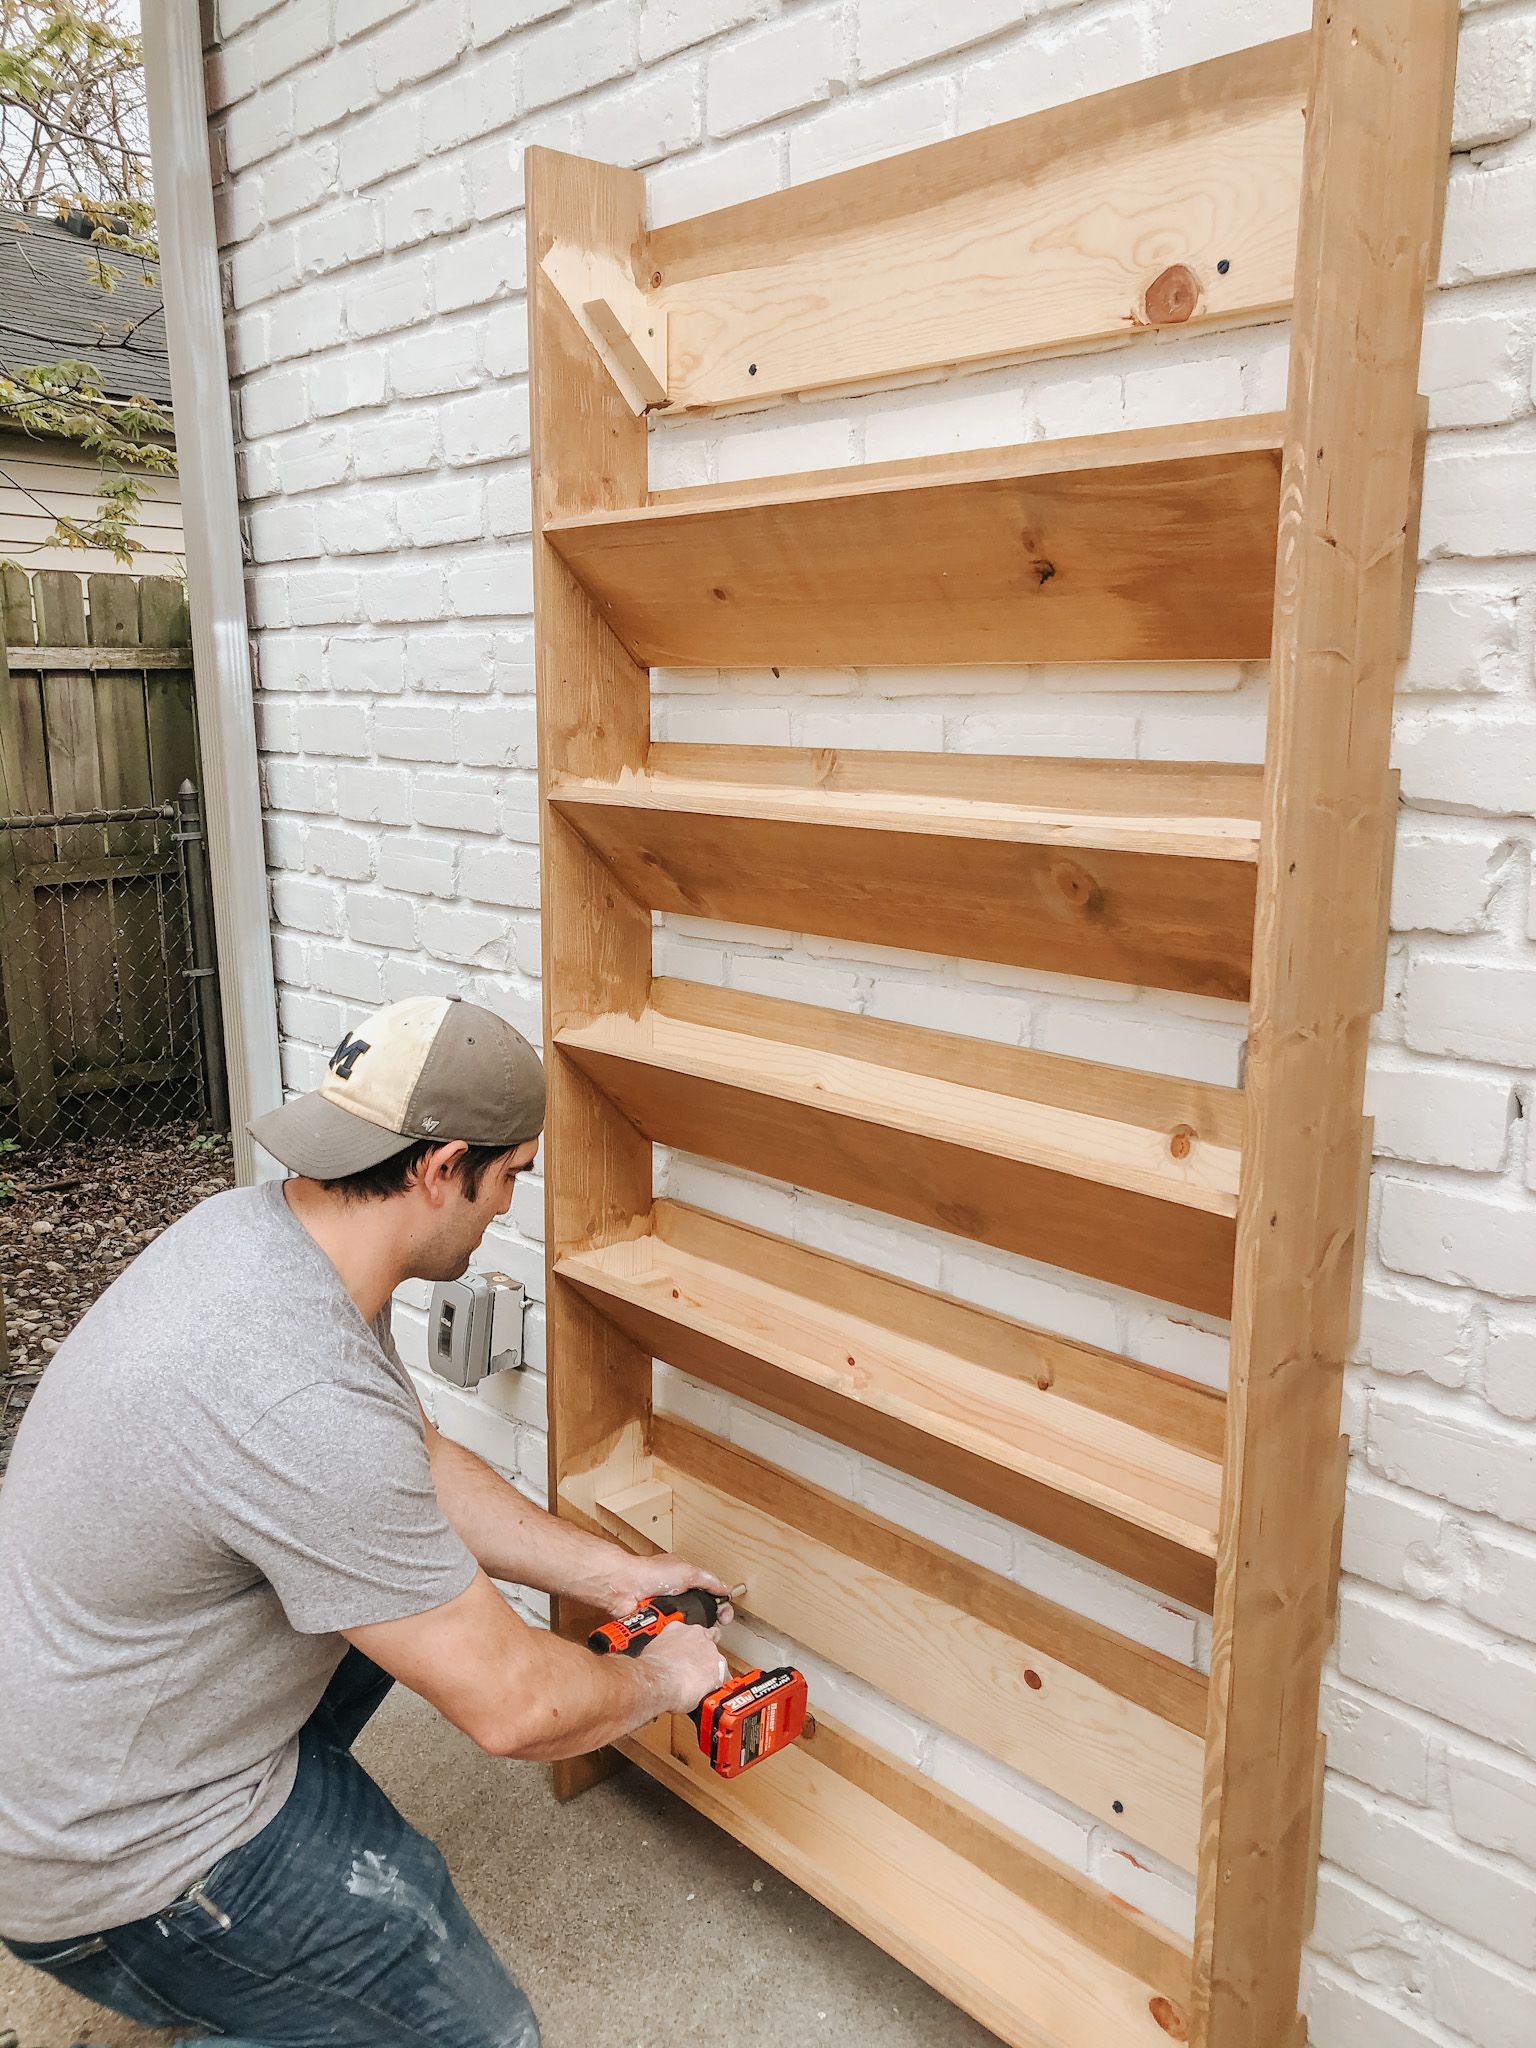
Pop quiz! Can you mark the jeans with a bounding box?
[3,1650,539,2048]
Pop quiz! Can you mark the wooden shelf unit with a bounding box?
[530,10,1456,2045]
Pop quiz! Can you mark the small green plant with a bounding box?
[0,1136,20,1201]
[186,1131,229,1155]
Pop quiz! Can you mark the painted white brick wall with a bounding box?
[205,0,1536,2038]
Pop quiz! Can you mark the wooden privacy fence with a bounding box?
[0,568,226,1147]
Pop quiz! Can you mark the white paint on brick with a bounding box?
[211,0,1536,2030]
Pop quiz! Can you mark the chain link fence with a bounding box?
[0,780,227,1152]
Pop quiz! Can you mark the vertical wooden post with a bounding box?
[1192,7,1458,2044]
[528,148,656,1801]
[0,633,57,1142]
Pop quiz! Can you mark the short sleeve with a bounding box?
[220,1380,478,1635]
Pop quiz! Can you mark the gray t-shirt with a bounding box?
[0,1181,477,1942]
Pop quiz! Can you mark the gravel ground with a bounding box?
[0,1126,235,1475]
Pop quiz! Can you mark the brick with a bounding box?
[222,84,296,173]
[263,760,336,814]
[418,46,520,155]
[859,1464,1013,1572]
[285,567,362,627]
[377,834,457,897]
[957,8,1153,133]
[338,101,423,191]
[411,630,496,693]
[420,903,509,967]
[303,824,376,882]
[1365,1065,1513,1174]
[361,563,447,624]
[431,228,525,313]
[254,696,298,752]
[863,380,1028,465]
[1403,584,1522,694]
[1306,1868,1424,1985]
[352,409,438,477]
[337,0,417,40]
[266,281,347,362]
[471,0,570,47]
[1396,713,1536,818]
[1419,305,1533,429]
[374,702,461,763]
[522,0,635,112]
[460,844,540,907]
[383,161,471,250]
[1453,10,1536,151]
[445,550,533,618]
[266,424,350,494]
[1338,1589,1536,1756]
[1355,1281,1472,1390]
[318,494,400,556]
[387,322,482,398]
[1379,1177,1536,1300]
[260,141,340,226]
[1321,1777,1536,1967]
[1465,1522,1536,1648]
[856,0,1036,83]
[648,131,781,227]
[1091,1837,1193,1942]
[1428,1935,1536,2048]
[309,943,387,1005]
[1442,156,1536,287]
[1318,1681,1432,1805]
[941,1242,1119,1351]
[1486,1320,1536,1425]
[1447,1746,1536,1867]
[1391,826,1515,934]
[326,635,406,695]
[1421,446,1536,559]
[291,49,378,139]
[1122,355,1245,430]
[1404,959,1536,1066]
[582,64,701,167]
[460,702,537,768]
[307,345,388,418]
[933,1733,1096,1870]
[239,364,307,437]
[346,888,418,950]
[413,770,500,833]
[1370,1388,1536,1536]
[789,74,948,183]
[256,634,324,692]
[707,9,850,139]
[337,764,412,825]
[348,253,434,338]
[486,468,531,536]
[294,195,383,278]
[1342,1473,1462,1602]
[371,0,470,94]
[248,499,320,562]
[271,872,344,937]
[383,953,464,1002]
[440,384,528,464]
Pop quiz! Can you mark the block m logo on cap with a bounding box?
[328,1033,371,1081]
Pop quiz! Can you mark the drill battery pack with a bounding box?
[693,1666,809,1779]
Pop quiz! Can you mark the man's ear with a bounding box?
[415,1140,469,1206]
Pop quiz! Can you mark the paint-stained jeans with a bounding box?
[2,1650,539,2048]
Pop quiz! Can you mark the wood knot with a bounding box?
[711,586,730,602]
[1024,1670,1043,1692]
[1052,860,1103,913]
[1143,263,1201,327]
[1033,559,1056,586]
[1149,1996,1191,2041]
[1169,1124,1196,1161]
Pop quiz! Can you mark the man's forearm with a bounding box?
[426,1425,634,1607]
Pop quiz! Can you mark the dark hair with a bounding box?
[317,1138,523,1203]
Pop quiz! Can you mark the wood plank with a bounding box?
[646,36,1308,409]
[528,146,656,1803]
[0,635,58,1136]
[139,578,198,802]
[1,563,35,644]
[622,1706,1193,2048]
[1192,8,1459,2046]
[88,576,154,813]
[546,417,1284,668]
[553,748,1261,998]
[6,646,192,671]
[600,1416,1207,1866]
[557,980,1241,1316]
[559,1200,1224,1605]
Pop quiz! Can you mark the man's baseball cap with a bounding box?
[249,996,546,1179]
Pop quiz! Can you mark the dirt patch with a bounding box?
[0,1126,235,1475]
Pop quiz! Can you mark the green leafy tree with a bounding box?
[0,1,174,563]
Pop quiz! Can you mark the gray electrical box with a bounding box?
[427,1272,525,1389]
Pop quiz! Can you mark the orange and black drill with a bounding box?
[588,1586,809,1779]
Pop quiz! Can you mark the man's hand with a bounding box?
[638,1623,732,1717]
[594,1549,735,1626]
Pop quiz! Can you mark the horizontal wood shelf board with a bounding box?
[553,747,1262,1001]
[544,420,1284,669]
[559,1212,1222,1557]
[617,1417,1205,1865]
[622,1710,1192,2048]
[551,762,1263,861]
[559,982,1242,1217]
[643,37,1308,410]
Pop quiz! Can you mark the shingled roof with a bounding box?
[0,208,172,411]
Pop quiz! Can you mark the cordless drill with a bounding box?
[588,1587,809,1779]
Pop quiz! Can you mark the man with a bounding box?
[0,996,731,2048]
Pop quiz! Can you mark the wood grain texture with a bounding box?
[605,1417,1208,1866]
[1192,8,1459,2044]
[646,36,1308,408]
[528,147,655,1803]
[622,1706,1193,2048]
[553,748,1260,998]
[557,980,1241,1316]
[545,417,1283,668]
[558,1200,1223,1606]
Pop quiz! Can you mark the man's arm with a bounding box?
[424,1418,731,1621]
[344,1569,728,1760]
